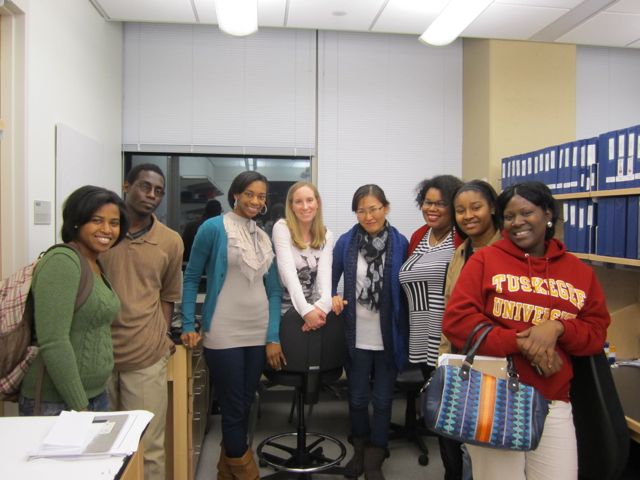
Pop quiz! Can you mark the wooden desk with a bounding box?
[0,416,143,480]
[166,345,190,480]
[166,345,209,480]
[121,443,144,480]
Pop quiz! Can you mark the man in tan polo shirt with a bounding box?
[101,163,183,480]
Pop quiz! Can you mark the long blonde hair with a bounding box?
[284,181,327,250]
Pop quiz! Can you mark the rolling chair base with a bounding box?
[257,431,347,479]
[388,389,431,466]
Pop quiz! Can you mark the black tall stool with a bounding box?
[257,308,348,479]
[388,364,430,466]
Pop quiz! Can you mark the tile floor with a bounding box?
[195,385,445,479]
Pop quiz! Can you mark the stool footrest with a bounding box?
[257,432,347,474]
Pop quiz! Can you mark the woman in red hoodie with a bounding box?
[442,181,610,480]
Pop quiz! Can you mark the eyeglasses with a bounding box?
[423,200,448,209]
[356,205,385,217]
[134,181,165,197]
[242,190,267,202]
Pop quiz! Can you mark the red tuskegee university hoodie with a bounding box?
[442,234,610,401]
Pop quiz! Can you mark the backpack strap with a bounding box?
[45,243,94,310]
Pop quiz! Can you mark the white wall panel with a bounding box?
[576,46,640,138]
[317,32,462,239]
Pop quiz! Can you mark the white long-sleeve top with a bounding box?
[272,219,334,317]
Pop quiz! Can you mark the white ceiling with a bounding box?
[90,0,640,49]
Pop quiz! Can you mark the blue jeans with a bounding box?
[204,346,265,458]
[345,348,398,448]
[18,390,110,416]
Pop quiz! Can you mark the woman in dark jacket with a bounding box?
[332,184,408,480]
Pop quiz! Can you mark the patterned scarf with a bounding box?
[357,223,389,312]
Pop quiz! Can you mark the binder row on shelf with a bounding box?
[501,124,640,193]
[501,138,598,194]
[562,199,597,255]
[592,196,640,260]
[501,123,640,260]
[597,125,640,190]
[561,196,640,259]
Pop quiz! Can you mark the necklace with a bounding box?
[429,229,449,246]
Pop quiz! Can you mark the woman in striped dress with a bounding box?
[399,174,463,480]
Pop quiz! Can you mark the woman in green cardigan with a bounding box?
[19,185,128,415]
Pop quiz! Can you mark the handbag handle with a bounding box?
[459,323,522,393]
[459,324,493,380]
[461,322,493,354]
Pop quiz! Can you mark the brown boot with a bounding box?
[217,446,234,480]
[344,436,367,478]
[226,448,260,480]
[363,446,387,480]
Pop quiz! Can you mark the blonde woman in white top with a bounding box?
[272,181,334,332]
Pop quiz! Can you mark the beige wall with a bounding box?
[463,38,639,357]
[463,39,576,188]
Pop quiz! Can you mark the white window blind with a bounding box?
[317,32,462,239]
[123,24,316,156]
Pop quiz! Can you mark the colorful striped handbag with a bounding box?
[421,324,550,451]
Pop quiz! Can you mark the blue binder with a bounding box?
[587,200,597,254]
[615,130,628,188]
[634,125,640,188]
[570,143,580,193]
[612,196,627,258]
[577,199,588,253]
[586,137,598,191]
[626,196,639,259]
[562,201,576,251]
[622,128,636,188]
[559,144,569,194]
[548,147,558,193]
[597,132,617,190]
[596,198,614,256]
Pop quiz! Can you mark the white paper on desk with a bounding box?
[108,410,154,455]
[42,411,94,448]
[28,410,154,459]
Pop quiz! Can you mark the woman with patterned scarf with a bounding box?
[332,184,409,480]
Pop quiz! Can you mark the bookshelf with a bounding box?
[555,187,640,201]
[553,188,640,267]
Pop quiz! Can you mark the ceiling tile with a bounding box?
[286,0,387,31]
[195,0,286,26]
[557,12,640,47]
[372,0,448,34]
[257,0,288,27]
[193,0,217,23]
[493,0,582,7]
[607,0,640,14]
[463,4,569,40]
[95,0,196,23]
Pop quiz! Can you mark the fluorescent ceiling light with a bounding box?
[214,0,258,37]
[419,0,493,46]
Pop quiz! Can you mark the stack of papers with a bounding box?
[28,410,153,460]
[615,358,640,368]
[438,353,508,378]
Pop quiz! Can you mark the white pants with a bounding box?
[466,401,577,480]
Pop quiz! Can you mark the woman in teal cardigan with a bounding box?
[19,185,128,415]
[181,171,282,479]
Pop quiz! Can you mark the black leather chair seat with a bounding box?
[257,309,348,479]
